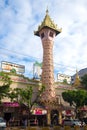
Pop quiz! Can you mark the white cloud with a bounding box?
[0,0,87,79]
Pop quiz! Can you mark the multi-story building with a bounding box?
[57,73,71,84]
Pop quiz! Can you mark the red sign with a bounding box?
[32,108,47,115]
[35,109,42,115]
[66,110,72,116]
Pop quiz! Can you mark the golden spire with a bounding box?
[73,69,80,87]
[34,9,62,36]
[46,8,49,15]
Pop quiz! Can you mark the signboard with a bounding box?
[32,108,47,115]
[62,110,74,116]
[1,61,25,74]
[3,102,19,107]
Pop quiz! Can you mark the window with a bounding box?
[41,33,44,39]
[49,31,53,37]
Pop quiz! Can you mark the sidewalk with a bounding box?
[5,126,41,130]
[5,126,53,130]
[5,126,25,130]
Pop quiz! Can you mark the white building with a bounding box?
[57,73,71,84]
[33,61,42,80]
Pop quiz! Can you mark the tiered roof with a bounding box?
[34,9,62,36]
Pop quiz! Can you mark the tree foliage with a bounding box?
[63,79,68,85]
[0,71,12,85]
[62,89,87,109]
[8,88,20,102]
[8,84,45,125]
[8,84,45,110]
[62,89,87,118]
[0,71,12,103]
[19,86,33,108]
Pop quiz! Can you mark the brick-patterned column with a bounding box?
[39,28,56,101]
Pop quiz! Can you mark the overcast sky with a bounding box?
[0,0,87,80]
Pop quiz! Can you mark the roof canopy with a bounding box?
[34,9,62,36]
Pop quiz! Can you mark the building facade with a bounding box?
[0,72,44,126]
[57,73,71,84]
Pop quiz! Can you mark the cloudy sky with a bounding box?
[0,0,87,80]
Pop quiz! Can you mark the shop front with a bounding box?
[2,102,20,126]
[1,102,28,127]
[31,106,47,126]
[62,109,75,119]
[1,101,48,127]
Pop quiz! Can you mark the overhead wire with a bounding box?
[0,46,40,60]
[0,46,85,77]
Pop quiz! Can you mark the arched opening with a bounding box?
[51,109,59,126]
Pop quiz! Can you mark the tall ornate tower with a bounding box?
[34,10,62,103]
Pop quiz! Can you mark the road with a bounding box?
[4,126,85,130]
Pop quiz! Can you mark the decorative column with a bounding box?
[59,111,62,124]
[34,9,62,125]
[47,109,51,125]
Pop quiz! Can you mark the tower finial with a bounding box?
[46,7,49,15]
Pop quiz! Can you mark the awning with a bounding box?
[62,110,74,116]
[79,106,87,111]
[3,102,19,107]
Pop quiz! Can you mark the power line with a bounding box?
[0,47,40,60]
[0,46,85,73]
[54,62,76,69]
[2,49,77,71]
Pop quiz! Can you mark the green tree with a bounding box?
[7,88,21,102]
[0,71,12,85]
[63,79,68,84]
[10,68,16,74]
[0,71,12,103]
[62,90,74,106]
[81,74,87,88]
[62,89,87,118]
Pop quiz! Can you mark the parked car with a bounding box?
[62,119,82,127]
[0,117,6,128]
[73,119,86,127]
